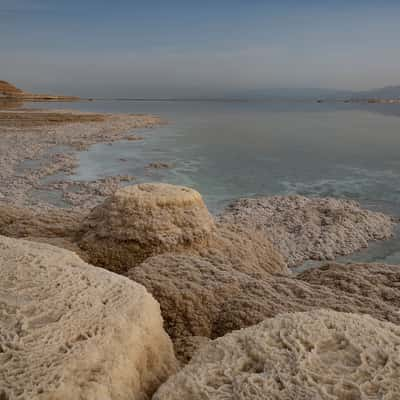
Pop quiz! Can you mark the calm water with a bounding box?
[30,99,400,265]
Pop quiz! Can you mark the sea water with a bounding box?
[29,99,400,265]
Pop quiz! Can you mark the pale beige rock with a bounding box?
[154,310,400,400]
[219,195,395,266]
[79,183,216,272]
[0,236,177,400]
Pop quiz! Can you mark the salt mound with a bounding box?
[154,310,400,400]
[79,183,215,272]
[219,195,395,266]
[0,235,177,400]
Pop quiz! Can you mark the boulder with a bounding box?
[154,310,400,400]
[199,222,288,276]
[129,258,400,362]
[219,195,395,266]
[0,235,177,400]
[78,183,215,272]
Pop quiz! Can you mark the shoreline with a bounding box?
[0,108,165,210]
[0,105,397,268]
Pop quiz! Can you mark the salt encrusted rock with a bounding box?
[0,204,83,238]
[129,258,400,362]
[201,222,289,276]
[78,183,215,272]
[219,195,395,266]
[154,310,400,400]
[0,236,177,400]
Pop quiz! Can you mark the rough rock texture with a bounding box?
[154,310,400,400]
[219,195,395,266]
[129,258,400,362]
[0,204,83,238]
[200,222,289,276]
[299,262,400,306]
[0,235,177,400]
[0,205,89,260]
[79,183,216,272]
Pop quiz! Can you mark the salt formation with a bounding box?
[0,235,177,400]
[79,183,215,272]
[0,204,82,238]
[129,259,400,361]
[200,222,288,276]
[219,195,395,266]
[154,310,400,400]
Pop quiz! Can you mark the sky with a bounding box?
[1,0,400,97]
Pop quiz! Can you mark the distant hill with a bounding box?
[0,80,80,101]
[0,80,25,97]
[353,86,400,100]
[226,87,354,100]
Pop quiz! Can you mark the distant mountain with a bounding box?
[226,87,354,100]
[0,80,80,101]
[353,86,400,100]
[228,86,400,101]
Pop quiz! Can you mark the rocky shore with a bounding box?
[1,106,400,399]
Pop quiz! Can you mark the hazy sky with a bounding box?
[1,0,400,97]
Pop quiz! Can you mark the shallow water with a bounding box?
[28,99,400,264]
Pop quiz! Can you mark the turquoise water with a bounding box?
[30,99,400,264]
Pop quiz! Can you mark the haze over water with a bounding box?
[31,99,400,265]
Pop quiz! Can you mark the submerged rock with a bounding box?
[154,310,400,400]
[219,195,395,266]
[78,183,215,272]
[0,235,177,400]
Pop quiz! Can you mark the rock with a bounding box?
[0,204,83,238]
[78,183,216,272]
[129,258,400,362]
[0,205,89,260]
[219,195,395,266]
[0,235,177,400]
[216,262,400,337]
[173,336,211,365]
[298,262,400,307]
[154,310,400,400]
[200,222,289,276]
